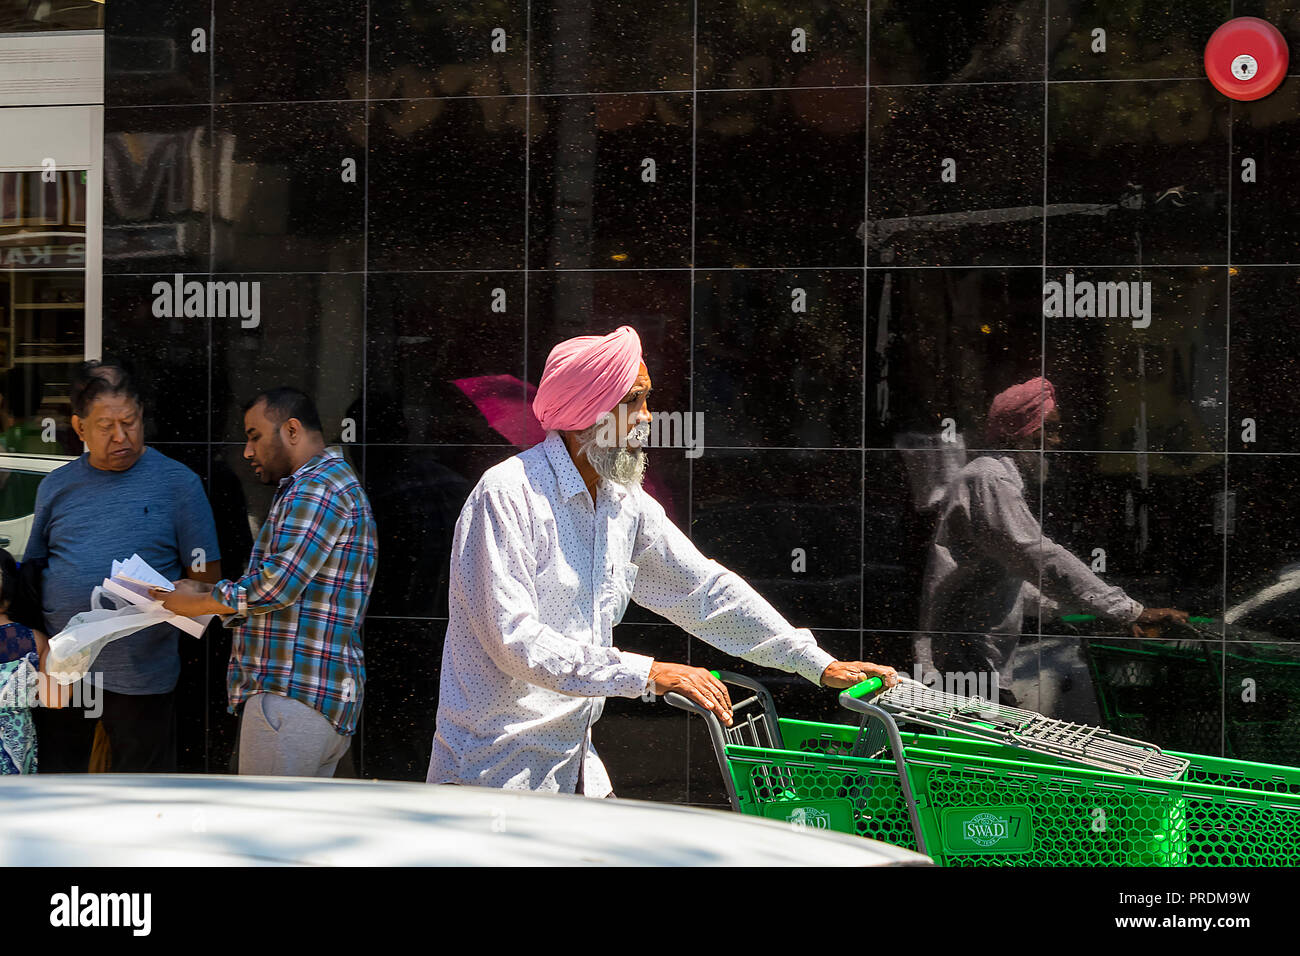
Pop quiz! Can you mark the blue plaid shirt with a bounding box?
[214,450,377,735]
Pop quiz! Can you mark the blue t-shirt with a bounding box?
[26,448,222,695]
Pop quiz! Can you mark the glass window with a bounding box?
[0,169,86,456]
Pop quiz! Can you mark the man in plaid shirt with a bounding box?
[156,387,377,776]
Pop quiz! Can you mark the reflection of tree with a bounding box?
[1053,82,1219,148]
[1050,0,1227,79]
[873,0,1039,83]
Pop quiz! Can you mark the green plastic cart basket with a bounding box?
[666,671,1300,866]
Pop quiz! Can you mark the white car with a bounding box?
[0,774,933,866]
[0,453,74,559]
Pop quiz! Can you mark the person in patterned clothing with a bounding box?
[155,388,377,777]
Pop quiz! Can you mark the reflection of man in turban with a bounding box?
[917,377,1187,703]
[429,326,898,797]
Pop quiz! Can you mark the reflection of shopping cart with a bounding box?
[668,671,1300,866]
[1073,615,1300,765]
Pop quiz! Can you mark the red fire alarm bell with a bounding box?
[1205,17,1289,100]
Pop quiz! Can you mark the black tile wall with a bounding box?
[1232,85,1300,263]
[864,267,1044,448]
[102,275,210,443]
[694,88,866,268]
[212,103,367,273]
[367,97,527,271]
[369,0,528,100]
[1044,267,1227,453]
[103,1,1300,802]
[867,84,1044,267]
[873,1,1046,85]
[528,94,693,270]
[691,448,862,629]
[693,269,862,447]
[106,0,211,107]
[366,271,527,445]
[213,0,367,104]
[534,0,692,94]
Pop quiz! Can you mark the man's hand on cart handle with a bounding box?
[821,661,899,690]
[1130,607,1190,639]
[649,662,733,725]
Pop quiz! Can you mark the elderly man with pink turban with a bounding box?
[428,326,898,797]
[916,377,1187,703]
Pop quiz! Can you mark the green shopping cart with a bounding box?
[667,671,1300,866]
[1061,613,1300,764]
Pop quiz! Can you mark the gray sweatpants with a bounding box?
[237,691,351,777]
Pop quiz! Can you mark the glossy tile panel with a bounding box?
[212,103,367,273]
[102,275,210,444]
[1226,455,1300,643]
[369,0,528,100]
[1044,267,1227,454]
[529,93,692,270]
[695,88,866,268]
[368,97,527,271]
[534,0,692,94]
[364,446,513,620]
[868,84,1044,267]
[1227,267,1300,453]
[214,0,366,104]
[106,0,211,106]
[366,271,526,445]
[873,0,1046,85]
[693,269,862,448]
[692,448,862,630]
[1232,87,1300,264]
[1038,450,1226,621]
[208,273,364,442]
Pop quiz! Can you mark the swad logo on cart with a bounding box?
[944,806,1033,854]
[786,806,831,830]
[963,812,1011,848]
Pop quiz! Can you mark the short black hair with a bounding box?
[243,387,323,434]
[70,359,141,419]
[0,549,17,611]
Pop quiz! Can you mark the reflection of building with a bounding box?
[0,172,88,436]
[0,22,103,455]
[102,127,209,264]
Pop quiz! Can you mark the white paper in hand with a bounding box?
[111,554,174,592]
[101,555,211,637]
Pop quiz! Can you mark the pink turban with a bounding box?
[532,326,643,432]
[986,377,1056,444]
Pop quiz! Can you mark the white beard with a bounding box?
[575,420,649,488]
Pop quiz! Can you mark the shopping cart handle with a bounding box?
[842,676,884,700]
[663,691,711,718]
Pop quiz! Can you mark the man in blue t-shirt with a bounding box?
[27,361,221,772]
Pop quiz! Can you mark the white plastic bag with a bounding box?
[44,587,175,684]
